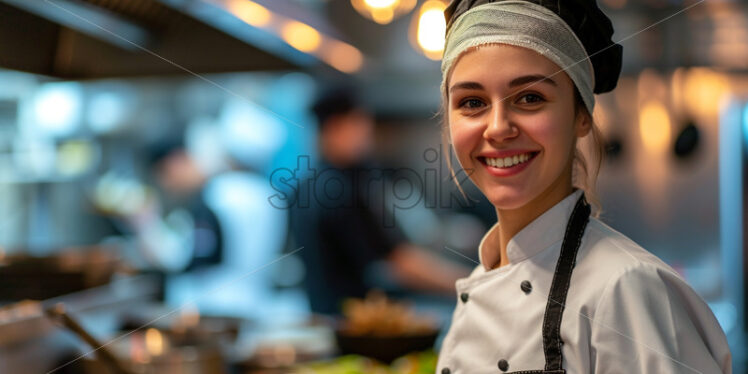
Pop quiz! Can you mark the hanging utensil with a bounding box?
[44,302,134,374]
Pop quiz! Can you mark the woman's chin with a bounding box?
[483,189,534,211]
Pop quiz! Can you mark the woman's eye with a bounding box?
[459,98,485,109]
[517,93,545,104]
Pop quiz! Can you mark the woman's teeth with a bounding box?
[485,153,534,168]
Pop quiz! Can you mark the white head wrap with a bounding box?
[441,1,596,113]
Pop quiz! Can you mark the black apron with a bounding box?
[505,193,591,374]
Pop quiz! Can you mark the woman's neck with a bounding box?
[491,181,575,270]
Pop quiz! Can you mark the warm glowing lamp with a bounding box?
[639,101,672,154]
[409,0,448,60]
[226,0,272,27]
[351,0,417,25]
[281,21,321,52]
[320,40,364,73]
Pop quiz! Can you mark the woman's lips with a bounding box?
[477,151,539,177]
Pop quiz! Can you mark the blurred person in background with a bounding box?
[122,138,223,273]
[291,86,470,315]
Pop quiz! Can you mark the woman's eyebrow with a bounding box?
[449,81,483,93]
[509,75,558,87]
[450,75,557,94]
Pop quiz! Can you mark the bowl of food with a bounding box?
[334,291,440,363]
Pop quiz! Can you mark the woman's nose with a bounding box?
[483,103,518,142]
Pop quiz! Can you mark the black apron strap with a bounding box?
[541,193,591,372]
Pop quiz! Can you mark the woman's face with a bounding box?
[447,44,589,211]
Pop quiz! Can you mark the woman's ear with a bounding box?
[575,110,592,138]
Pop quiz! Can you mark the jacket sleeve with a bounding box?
[590,263,732,374]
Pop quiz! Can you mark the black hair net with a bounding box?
[444,0,623,94]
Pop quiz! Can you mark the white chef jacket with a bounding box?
[437,189,732,374]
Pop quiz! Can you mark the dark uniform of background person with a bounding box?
[147,139,223,270]
[291,87,469,315]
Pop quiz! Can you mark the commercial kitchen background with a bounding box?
[0,0,747,372]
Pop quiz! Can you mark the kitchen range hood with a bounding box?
[0,0,326,78]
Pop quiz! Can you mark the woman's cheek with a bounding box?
[525,115,568,152]
[531,118,577,176]
[523,112,557,137]
[449,118,479,169]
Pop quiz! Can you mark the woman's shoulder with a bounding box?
[578,220,731,373]
[581,217,678,277]
[575,217,701,310]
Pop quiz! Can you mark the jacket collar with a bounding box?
[478,189,584,270]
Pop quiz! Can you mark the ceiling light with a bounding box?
[351,0,417,25]
[410,0,448,60]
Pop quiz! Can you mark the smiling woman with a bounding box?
[448,44,586,217]
[434,1,732,374]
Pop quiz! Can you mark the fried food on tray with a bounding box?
[339,291,436,337]
[294,351,437,374]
